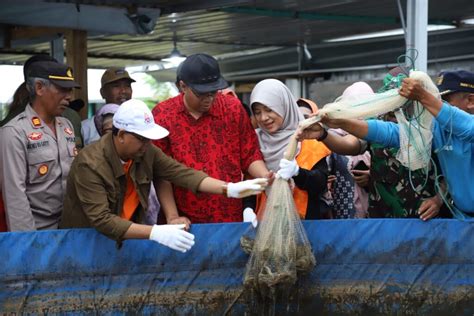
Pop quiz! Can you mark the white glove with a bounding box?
[227,178,268,198]
[149,224,195,253]
[277,158,299,180]
[243,207,258,228]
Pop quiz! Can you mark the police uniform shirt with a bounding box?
[0,104,77,231]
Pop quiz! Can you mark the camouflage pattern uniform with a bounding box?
[366,67,446,218]
[367,143,439,218]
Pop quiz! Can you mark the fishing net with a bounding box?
[242,135,316,299]
[300,70,439,171]
[394,71,439,171]
[240,70,440,309]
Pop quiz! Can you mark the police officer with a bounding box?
[0,60,80,231]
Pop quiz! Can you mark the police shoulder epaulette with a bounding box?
[4,112,26,126]
[17,112,27,120]
[58,116,72,125]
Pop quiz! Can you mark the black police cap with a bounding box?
[436,70,474,95]
[26,61,80,89]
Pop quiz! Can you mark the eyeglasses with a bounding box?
[127,132,150,143]
[189,87,217,98]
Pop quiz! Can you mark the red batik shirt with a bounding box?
[152,93,263,223]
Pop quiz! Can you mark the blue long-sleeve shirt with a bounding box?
[365,102,474,214]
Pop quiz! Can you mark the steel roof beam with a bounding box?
[160,0,254,14]
[0,49,160,62]
[220,6,454,26]
[406,0,428,71]
[89,37,288,47]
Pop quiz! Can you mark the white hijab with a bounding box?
[250,79,304,171]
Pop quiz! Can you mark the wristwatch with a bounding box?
[222,183,228,196]
[317,127,328,141]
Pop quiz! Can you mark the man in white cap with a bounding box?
[60,99,268,252]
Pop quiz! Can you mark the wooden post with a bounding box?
[65,30,88,119]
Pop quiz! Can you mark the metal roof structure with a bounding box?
[0,0,473,81]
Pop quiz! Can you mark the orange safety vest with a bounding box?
[256,139,331,219]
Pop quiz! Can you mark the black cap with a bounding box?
[175,62,183,84]
[69,98,85,112]
[26,61,80,89]
[436,70,474,95]
[23,55,57,82]
[179,53,228,94]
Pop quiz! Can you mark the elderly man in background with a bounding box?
[82,67,135,145]
[0,60,80,231]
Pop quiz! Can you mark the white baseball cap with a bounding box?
[113,99,169,140]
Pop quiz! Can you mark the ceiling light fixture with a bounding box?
[162,32,186,67]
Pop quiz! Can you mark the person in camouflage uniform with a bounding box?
[366,68,437,217]
[297,67,449,220]
[367,67,449,218]
[367,143,443,218]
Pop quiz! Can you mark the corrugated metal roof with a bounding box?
[0,0,473,74]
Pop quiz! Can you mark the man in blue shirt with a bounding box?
[298,70,474,215]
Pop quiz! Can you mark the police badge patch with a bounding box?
[28,132,43,141]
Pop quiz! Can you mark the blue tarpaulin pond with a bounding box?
[1,219,474,315]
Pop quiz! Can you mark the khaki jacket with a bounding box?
[60,133,207,242]
[0,105,76,231]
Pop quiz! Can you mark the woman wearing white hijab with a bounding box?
[249,79,332,219]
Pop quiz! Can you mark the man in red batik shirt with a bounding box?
[152,53,270,225]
